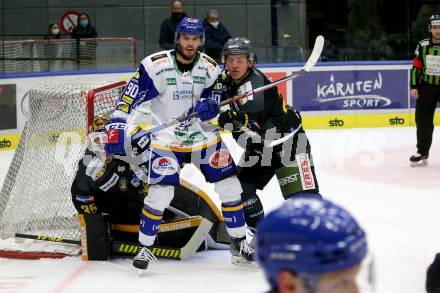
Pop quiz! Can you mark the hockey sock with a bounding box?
[241,192,264,230]
[221,200,246,238]
[139,205,163,247]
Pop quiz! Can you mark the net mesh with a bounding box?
[0,38,136,73]
[0,82,125,241]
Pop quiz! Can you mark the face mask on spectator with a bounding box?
[52,28,60,34]
[171,12,183,21]
[79,19,89,28]
[210,21,219,28]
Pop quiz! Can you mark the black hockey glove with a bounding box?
[218,110,249,132]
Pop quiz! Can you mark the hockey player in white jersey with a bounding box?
[104,17,254,270]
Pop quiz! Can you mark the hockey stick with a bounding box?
[230,119,303,148]
[217,35,324,147]
[13,218,212,260]
[89,36,323,150]
[220,35,324,107]
[147,34,322,134]
[113,218,212,260]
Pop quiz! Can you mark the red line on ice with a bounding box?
[51,263,87,293]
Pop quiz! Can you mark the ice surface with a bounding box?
[0,127,439,293]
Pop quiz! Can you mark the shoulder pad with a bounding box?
[201,54,217,67]
[420,39,430,47]
[151,53,168,62]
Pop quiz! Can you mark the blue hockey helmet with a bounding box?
[256,197,367,288]
[175,17,205,44]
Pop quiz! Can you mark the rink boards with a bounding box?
[1,61,439,151]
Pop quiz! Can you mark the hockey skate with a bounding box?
[230,231,257,268]
[133,245,157,272]
[410,153,428,167]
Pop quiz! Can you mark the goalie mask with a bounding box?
[88,115,110,154]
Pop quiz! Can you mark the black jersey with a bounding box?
[71,150,147,223]
[411,38,440,88]
[221,67,302,147]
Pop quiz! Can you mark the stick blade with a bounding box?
[303,35,324,72]
[179,218,213,260]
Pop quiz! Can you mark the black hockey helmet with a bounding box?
[222,37,255,63]
[430,14,440,27]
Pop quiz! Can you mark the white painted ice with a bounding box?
[0,127,439,293]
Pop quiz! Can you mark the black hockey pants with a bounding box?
[415,83,440,156]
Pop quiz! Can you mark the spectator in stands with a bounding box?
[71,13,98,70]
[44,23,63,71]
[71,13,97,39]
[203,9,231,63]
[159,0,187,50]
[44,23,61,40]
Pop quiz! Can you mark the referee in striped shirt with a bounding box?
[410,14,440,166]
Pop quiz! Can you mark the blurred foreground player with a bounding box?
[426,253,440,293]
[257,196,375,293]
[71,116,230,260]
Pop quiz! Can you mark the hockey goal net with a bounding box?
[0,81,126,258]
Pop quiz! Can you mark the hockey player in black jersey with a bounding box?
[71,116,230,260]
[217,37,321,232]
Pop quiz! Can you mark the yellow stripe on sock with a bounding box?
[142,209,162,221]
[221,203,244,212]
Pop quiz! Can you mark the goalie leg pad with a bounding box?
[77,214,109,261]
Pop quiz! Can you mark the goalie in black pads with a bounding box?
[217,37,321,232]
[71,115,229,261]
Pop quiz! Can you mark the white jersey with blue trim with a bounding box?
[113,50,222,151]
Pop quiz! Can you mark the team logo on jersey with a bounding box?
[119,178,128,191]
[166,78,176,85]
[99,173,120,191]
[152,157,179,176]
[209,149,233,169]
[173,90,193,100]
[193,76,205,84]
[121,95,134,104]
[75,195,95,203]
[296,154,316,190]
